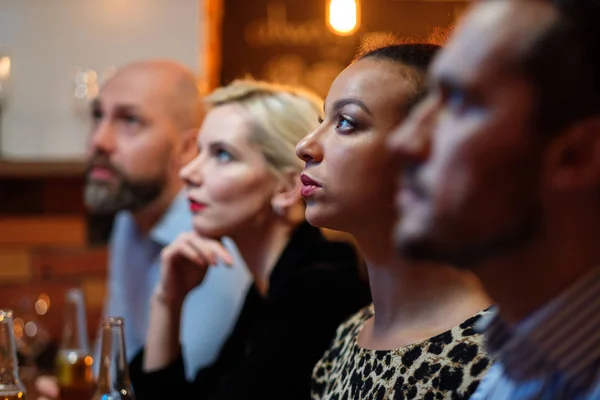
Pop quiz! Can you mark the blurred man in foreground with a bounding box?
[389,0,600,398]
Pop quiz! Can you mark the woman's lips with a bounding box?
[188,199,207,213]
[300,174,321,197]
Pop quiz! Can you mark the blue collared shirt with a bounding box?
[100,191,252,379]
[471,267,600,399]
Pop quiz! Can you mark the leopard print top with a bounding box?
[311,305,492,400]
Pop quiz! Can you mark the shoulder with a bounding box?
[286,243,370,307]
[375,310,493,399]
[428,309,491,354]
[316,305,371,363]
[292,239,363,283]
[107,212,136,271]
[333,305,372,344]
[109,211,133,240]
[268,241,371,328]
[456,309,493,357]
[423,309,493,383]
[269,225,370,317]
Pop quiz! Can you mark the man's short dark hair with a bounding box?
[520,0,600,135]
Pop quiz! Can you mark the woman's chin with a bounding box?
[305,207,340,231]
[192,221,229,240]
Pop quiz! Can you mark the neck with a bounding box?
[475,208,600,325]
[353,225,491,337]
[231,218,297,296]
[132,180,182,234]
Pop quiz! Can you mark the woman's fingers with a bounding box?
[35,375,60,399]
[178,238,213,269]
[187,235,234,266]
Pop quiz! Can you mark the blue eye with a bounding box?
[123,114,142,127]
[335,115,357,132]
[445,88,487,116]
[447,89,466,111]
[114,113,144,131]
[214,148,233,162]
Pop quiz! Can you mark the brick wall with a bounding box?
[0,162,112,356]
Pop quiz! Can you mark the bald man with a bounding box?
[37,60,251,399]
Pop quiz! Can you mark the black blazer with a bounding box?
[130,222,371,400]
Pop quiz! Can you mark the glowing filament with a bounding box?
[0,56,10,80]
[327,0,360,35]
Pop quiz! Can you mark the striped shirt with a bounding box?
[471,267,600,400]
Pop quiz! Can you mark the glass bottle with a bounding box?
[91,317,134,400]
[55,288,94,399]
[0,309,26,400]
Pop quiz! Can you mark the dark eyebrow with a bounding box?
[91,98,101,111]
[206,140,240,156]
[207,140,225,150]
[90,100,143,115]
[325,98,372,116]
[113,104,143,115]
[436,73,466,93]
[438,72,487,102]
[202,140,228,150]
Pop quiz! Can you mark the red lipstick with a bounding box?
[188,199,207,213]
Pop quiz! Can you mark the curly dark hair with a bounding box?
[356,43,442,112]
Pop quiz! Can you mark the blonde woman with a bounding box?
[129,80,371,400]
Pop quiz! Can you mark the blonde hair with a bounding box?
[205,79,323,178]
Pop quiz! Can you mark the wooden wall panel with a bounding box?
[30,247,107,281]
[0,216,87,247]
[0,249,31,282]
[199,0,224,94]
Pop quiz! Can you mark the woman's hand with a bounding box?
[35,375,60,400]
[155,232,234,305]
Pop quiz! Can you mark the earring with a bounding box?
[272,204,284,216]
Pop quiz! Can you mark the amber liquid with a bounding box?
[55,351,95,400]
[0,392,26,400]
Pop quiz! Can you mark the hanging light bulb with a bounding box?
[0,56,10,81]
[327,0,361,36]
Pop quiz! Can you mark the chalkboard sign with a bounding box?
[220,0,359,97]
[220,0,467,98]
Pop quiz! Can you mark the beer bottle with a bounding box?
[0,309,26,400]
[91,317,134,400]
[55,288,94,399]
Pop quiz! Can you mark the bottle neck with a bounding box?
[95,318,133,395]
[0,311,22,388]
[60,289,89,352]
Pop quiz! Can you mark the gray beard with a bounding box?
[84,177,164,214]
